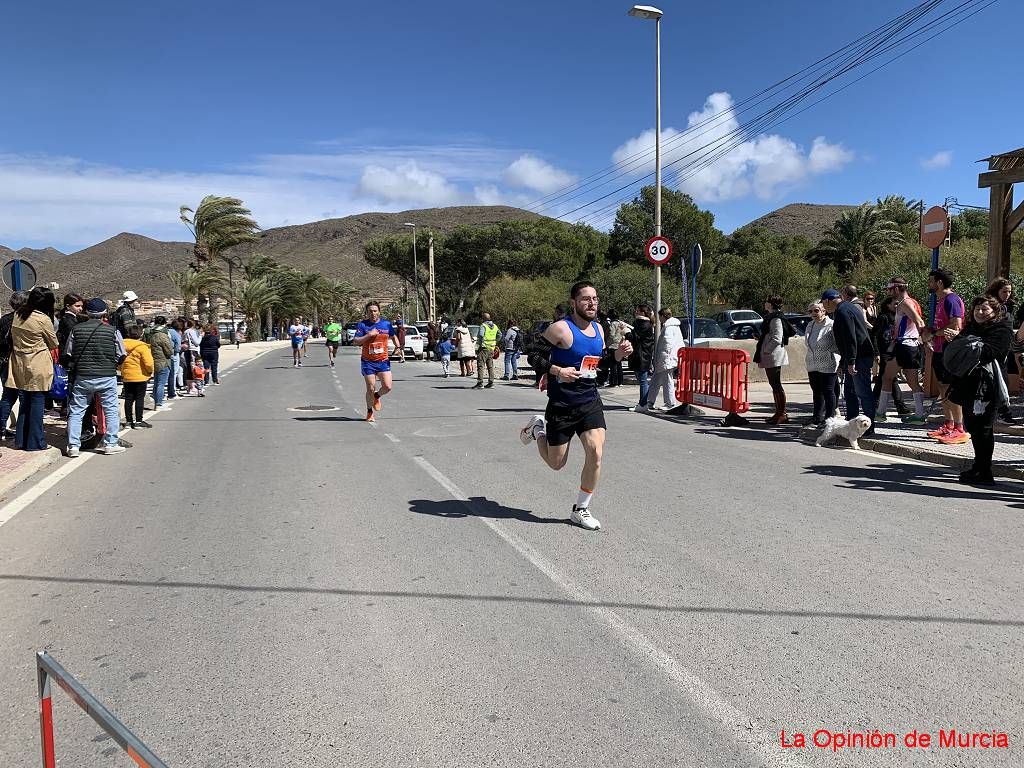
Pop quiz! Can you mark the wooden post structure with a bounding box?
[979,148,1024,281]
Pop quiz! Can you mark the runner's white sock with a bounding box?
[877,392,891,415]
[913,392,925,417]
[576,487,593,509]
[532,422,546,440]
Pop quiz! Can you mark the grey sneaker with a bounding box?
[66,446,79,458]
[101,444,126,455]
[570,505,601,531]
[520,415,545,445]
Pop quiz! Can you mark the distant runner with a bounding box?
[324,316,342,368]
[520,281,632,531]
[352,301,398,423]
[288,318,305,367]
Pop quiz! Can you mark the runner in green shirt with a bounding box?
[324,316,343,367]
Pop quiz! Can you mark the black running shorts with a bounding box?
[932,350,951,384]
[894,343,922,370]
[544,397,606,447]
[326,340,340,350]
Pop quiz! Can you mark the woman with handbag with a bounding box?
[6,287,59,450]
[949,296,1012,485]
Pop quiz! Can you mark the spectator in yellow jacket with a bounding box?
[120,326,154,429]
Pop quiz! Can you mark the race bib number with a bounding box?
[369,340,387,357]
[579,355,601,379]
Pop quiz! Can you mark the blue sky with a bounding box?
[0,0,1018,251]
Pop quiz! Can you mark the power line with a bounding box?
[572,0,994,227]
[531,0,998,230]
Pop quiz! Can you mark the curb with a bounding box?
[796,424,1024,481]
[0,448,61,506]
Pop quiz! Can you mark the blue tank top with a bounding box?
[549,319,604,407]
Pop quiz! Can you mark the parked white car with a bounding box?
[392,326,425,360]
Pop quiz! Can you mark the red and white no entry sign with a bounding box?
[644,235,673,266]
[920,206,949,249]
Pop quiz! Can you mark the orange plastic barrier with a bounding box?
[675,347,750,413]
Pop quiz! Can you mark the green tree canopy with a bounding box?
[711,228,826,311]
[364,218,607,317]
[607,186,725,272]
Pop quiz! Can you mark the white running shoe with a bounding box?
[520,414,545,445]
[66,446,79,458]
[570,505,601,531]
[101,444,126,455]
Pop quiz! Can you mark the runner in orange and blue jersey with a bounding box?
[352,301,398,423]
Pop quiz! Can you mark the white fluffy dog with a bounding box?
[815,414,872,450]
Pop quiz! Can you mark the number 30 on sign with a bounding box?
[644,236,673,266]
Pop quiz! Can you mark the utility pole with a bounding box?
[428,233,436,322]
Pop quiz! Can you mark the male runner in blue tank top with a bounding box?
[520,281,633,530]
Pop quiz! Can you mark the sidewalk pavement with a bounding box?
[599,377,1024,481]
[0,340,289,507]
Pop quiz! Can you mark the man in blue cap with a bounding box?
[61,298,127,456]
[822,288,875,434]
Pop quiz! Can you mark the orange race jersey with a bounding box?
[357,319,396,361]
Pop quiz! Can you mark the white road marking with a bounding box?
[0,346,279,531]
[383,433,400,443]
[411,455,809,768]
[0,452,99,527]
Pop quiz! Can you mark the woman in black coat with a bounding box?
[627,304,655,411]
[949,295,1012,485]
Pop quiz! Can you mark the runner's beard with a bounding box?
[573,305,597,323]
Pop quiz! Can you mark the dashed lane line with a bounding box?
[411,454,809,768]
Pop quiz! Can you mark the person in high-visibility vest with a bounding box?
[472,313,500,389]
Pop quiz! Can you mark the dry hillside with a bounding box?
[742,203,856,242]
[16,205,544,302]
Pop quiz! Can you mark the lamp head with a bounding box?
[628,4,663,19]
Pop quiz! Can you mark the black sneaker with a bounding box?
[484,381,494,389]
[958,467,995,485]
[136,421,153,429]
[472,383,484,389]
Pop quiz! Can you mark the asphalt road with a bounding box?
[0,343,1021,767]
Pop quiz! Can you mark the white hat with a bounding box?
[122,290,139,302]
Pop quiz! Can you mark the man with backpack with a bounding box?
[62,298,127,456]
[111,290,139,339]
[501,321,526,381]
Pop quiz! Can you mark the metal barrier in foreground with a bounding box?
[37,651,169,768]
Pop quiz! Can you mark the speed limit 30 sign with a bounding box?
[644,235,673,266]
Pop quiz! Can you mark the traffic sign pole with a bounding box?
[920,206,949,326]
[928,246,940,326]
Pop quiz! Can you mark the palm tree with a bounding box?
[180,196,260,321]
[807,203,905,276]
[167,268,224,319]
[236,277,281,342]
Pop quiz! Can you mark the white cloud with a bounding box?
[611,92,854,203]
[921,150,953,170]
[502,154,576,194]
[0,141,560,250]
[356,160,460,206]
[473,184,505,205]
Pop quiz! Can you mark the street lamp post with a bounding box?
[628,4,664,337]
[403,222,420,322]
